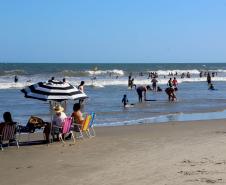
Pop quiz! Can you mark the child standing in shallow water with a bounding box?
[122,94,129,107]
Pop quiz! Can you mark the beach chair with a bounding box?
[88,112,96,137]
[0,124,19,151]
[56,117,76,144]
[74,114,92,139]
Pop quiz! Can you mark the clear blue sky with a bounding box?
[0,0,226,63]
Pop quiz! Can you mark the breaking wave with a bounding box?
[86,69,124,76]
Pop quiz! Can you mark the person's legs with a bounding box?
[137,89,143,102]
[43,123,51,143]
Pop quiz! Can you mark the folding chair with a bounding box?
[74,114,92,139]
[88,112,96,137]
[0,124,19,151]
[54,117,76,144]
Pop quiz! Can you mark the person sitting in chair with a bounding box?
[43,105,67,143]
[0,112,16,135]
[71,103,85,132]
[51,105,67,140]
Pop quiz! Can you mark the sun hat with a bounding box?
[53,105,64,113]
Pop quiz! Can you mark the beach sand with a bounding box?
[1,119,226,185]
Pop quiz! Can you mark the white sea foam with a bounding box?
[86,69,124,76]
[1,75,226,89]
[2,69,27,75]
[155,69,200,75]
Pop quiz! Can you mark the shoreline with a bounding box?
[97,109,226,127]
[1,119,226,185]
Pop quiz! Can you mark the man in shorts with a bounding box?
[136,85,151,102]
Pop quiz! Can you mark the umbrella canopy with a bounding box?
[21,80,87,101]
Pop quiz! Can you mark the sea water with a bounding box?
[1,63,226,126]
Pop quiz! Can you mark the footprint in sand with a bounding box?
[187,178,223,183]
[178,169,208,176]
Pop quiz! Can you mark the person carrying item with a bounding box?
[136,85,151,102]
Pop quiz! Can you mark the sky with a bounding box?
[0,0,226,63]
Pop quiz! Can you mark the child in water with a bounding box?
[122,94,129,107]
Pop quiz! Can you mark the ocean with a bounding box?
[1,63,226,126]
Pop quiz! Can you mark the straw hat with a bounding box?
[53,105,64,113]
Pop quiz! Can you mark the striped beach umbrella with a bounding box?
[21,80,87,101]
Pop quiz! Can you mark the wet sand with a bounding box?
[1,119,226,185]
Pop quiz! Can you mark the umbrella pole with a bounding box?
[49,101,54,143]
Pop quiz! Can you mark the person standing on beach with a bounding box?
[136,85,151,102]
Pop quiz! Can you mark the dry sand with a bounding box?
[1,119,226,185]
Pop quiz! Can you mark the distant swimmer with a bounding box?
[48,76,55,82]
[136,85,151,102]
[14,75,18,83]
[62,78,66,83]
[208,83,215,90]
[157,86,162,92]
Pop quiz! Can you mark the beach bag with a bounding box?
[26,116,45,132]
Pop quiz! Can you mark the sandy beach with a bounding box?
[1,119,226,185]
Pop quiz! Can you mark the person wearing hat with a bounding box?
[52,105,67,140]
[43,105,67,143]
[53,105,66,125]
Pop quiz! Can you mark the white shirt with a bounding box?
[52,112,67,127]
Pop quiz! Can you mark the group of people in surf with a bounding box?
[123,75,179,107]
